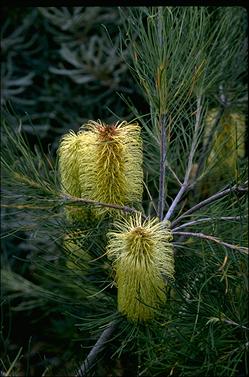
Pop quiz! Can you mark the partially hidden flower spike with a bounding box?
[107,214,174,321]
[58,130,95,222]
[58,131,82,197]
[78,120,143,215]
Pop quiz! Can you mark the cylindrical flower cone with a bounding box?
[107,214,174,321]
[78,120,143,215]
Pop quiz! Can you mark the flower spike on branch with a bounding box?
[107,214,174,321]
[58,120,144,219]
[78,120,143,214]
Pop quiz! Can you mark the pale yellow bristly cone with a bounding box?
[107,214,174,321]
[78,120,143,214]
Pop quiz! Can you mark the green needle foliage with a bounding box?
[1,6,248,377]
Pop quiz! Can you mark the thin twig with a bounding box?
[171,183,248,228]
[61,194,147,220]
[172,216,247,231]
[172,231,248,254]
[76,321,117,377]
[164,95,202,221]
[2,193,147,220]
[158,113,167,220]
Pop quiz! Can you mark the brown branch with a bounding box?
[1,203,52,210]
[2,193,147,220]
[171,183,248,228]
[61,194,147,220]
[172,231,248,254]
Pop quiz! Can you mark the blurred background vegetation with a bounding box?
[1,6,248,377]
[1,7,147,145]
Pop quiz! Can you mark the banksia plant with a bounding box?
[1,6,248,377]
[78,120,143,214]
[107,214,174,321]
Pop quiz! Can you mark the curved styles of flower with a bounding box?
[107,214,174,321]
[78,120,143,215]
[58,120,143,218]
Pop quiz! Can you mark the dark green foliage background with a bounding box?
[1,7,146,147]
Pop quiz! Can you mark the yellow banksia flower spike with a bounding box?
[107,214,174,321]
[78,120,143,214]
